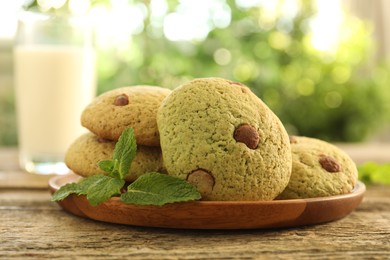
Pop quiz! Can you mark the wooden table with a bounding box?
[1,147,389,259]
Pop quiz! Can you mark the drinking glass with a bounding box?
[13,11,96,174]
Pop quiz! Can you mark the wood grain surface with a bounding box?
[1,148,389,259]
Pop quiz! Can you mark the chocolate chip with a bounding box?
[319,155,341,173]
[96,137,111,143]
[187,169,215,198]
[233,124,260,149]
[227,80,244,86]
[289,135,298,144]
[226,80,249,93]
[113,94,129,106]
[120,182,131,193]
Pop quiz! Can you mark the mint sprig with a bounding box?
[52,128,201,206]
[96,128,137,179]
[51,175,124,206]
[121,172,201,206]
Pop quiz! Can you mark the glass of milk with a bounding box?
[13,11,96,175]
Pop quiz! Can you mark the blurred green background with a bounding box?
[1,0,390,146]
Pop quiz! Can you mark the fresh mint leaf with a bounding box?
[358,162,390,185]
[112,128,137,180]
[51,182,82,201]
[82,175,125,206]
[97,160,115,176]
[52,128,203,207]
[52,128,136,205]
[52,174,125,206]
[121,172,201,206]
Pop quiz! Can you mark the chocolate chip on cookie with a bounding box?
[319,154,341,173]
[227,80,244,86]
[113,94,129,106]
[96,137,112,143]
[187,169,215,199]
[225,80,250,93]
[233,124,260,149]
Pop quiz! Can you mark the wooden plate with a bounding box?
[49,173,365,229]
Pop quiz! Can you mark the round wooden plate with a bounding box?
[49,173,365,229]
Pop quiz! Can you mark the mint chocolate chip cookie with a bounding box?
[81,86,171,146]
[277,136,358,199]
[65,133,165,182]
[157,77,292,201]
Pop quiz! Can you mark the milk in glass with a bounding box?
[14,11,96,174]
[14,46,95,174]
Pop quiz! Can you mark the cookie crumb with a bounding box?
[319,154,341,173]
[233,124,260,149]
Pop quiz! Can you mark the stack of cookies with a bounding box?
[65,78,358,201]
[65,86,171,182]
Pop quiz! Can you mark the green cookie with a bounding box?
[277,136,358,199]
[65,133,166,182]
[157,77,292,201]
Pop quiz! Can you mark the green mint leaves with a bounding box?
[52,128,201,206]
[51,175,125,206]
[52,127,136,206]
[96,128,137,180]
[122,172,201,206]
